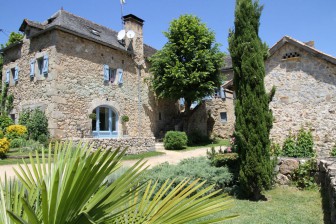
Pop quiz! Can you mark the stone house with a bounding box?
[265,36,336,157]
[224,36,336,156]
[1,10,234,152]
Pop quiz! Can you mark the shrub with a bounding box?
[282,132,296,157]
[0,138,10,158]
[5,124,28,140]
[282,128,314,158]
[121,115,129,123]
[163,131,188,150]
[0,115,14,131]
[38,134,49,146]
[141,157,233,195]
[0,130,3,138]
[187,129,209,146]
[296,128,314,157]
[292,159,318,190]
[10,138,27,148]
[330,143,336,157]
[270,142,282,157]
[211,153,239,168]
[19,108,49,141]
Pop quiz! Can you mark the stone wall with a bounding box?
[319,158,336,224]
[187,94,235,139]
[68,137,155,154]
[265,43,336,157]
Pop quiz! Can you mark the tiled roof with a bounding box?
[17,10,156,57]
[269,35,336,65]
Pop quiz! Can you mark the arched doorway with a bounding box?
[92,106,118,138]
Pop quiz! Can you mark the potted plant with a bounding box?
[89,113,96,120]
[121,115,129,136]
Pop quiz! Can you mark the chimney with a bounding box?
[304,41,315,48]
[122,14,144,60]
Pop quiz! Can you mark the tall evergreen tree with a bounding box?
[229,0,274,200]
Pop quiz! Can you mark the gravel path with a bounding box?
[0,143,224,179]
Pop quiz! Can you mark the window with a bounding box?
[35,54,49,76]
[11,68,15,82]
[159,112,162,120]
[220,112,227,123]
[109,68,117,83]
[103,65,123,84]
[37,57,44,75]
[92,106,118,138]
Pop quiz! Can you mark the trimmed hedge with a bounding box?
[163,131,188,150]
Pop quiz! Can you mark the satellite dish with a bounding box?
[117,30,126,40]
[126,30,135,39]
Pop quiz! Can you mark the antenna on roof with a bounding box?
[120,0,126,28]
[61,6,64,10]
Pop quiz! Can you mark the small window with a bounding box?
[282,52,301,60]
[159,112,162,121]
[37,57,44,75]
[220,112,227,123]
[109,68,117,83]
[11,68,15,82]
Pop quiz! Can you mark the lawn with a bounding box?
[196,186,324,224]
[122,151,165,160]
[168,138,230,151]
[0,148,166,165]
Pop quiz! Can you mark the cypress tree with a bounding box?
[228,0,274,200]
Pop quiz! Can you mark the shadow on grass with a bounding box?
[319,172,332,224]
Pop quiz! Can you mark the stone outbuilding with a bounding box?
[265,36,336,157]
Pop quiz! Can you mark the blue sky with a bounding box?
[1,0,336,56]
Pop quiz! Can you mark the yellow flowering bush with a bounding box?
[0,138,10,158]
[5,125,28,139]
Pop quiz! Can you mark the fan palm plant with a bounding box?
[0,141,236,223]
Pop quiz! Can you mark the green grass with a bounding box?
[168,138,230,151]
[122,151,165,160]
[195,186,323,224]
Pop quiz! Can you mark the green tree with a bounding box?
[0,142,236,223]
[149,15,225,132]
[1,32,23,49]
[228,0,274,200]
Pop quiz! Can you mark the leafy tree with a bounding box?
[149,15,225,132]
[0,142,236,223]
[1,32,23,49]
[228,0,274,200]
[19,108,49,141]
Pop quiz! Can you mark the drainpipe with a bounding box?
[137,64,141,137]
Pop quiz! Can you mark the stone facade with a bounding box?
[265,38,336,157]
[187,93,235,139]
[1,11,166,153]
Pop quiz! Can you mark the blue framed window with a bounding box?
[92,106,118,138]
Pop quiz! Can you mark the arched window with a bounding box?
[92,106,118,138]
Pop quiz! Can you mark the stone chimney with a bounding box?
[122,14,144,61]
[304,41,315,48]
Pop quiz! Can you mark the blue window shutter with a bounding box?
[103,64,109,81]
[30,59,35,77]
[220,86,226,99]
[5,69,10,84]
[117,68,123,84]
[42,54,49,75]
[14,66,19,81]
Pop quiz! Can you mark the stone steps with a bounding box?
[155,142,165,151]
